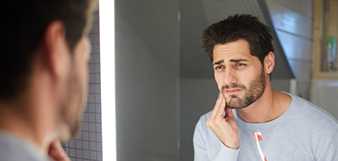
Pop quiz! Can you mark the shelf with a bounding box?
[312,0,338,79]
[313,71,338,80]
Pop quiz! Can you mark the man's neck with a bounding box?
[0,92,56,154]
[236,88,292,123]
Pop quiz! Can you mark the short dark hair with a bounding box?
[0,0,96,99]
[202,14,274,64]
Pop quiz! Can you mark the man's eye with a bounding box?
[215,66,224,70]
[236,63,245,67]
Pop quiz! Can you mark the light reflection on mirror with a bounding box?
[99,0,116,161]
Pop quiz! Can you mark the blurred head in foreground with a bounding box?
[0,0,97,150]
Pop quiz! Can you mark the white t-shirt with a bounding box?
[0,131,52,161]
[193,93,338,161]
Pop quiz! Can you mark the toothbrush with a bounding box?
[254,132,267,161]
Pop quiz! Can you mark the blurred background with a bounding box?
[62,0,338,160]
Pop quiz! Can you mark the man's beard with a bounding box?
[222,68,266,109]
[60,67,86,140]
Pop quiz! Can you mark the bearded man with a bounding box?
[0,0,96,160]
[193,14,338,161]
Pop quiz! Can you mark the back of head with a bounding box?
[202,14,274,64]
[0,0,95,100]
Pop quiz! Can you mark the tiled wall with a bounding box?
[62,9,103,161]
[266,0,313,99]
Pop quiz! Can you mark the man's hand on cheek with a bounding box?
[48,141,70,161]
[206,92,239,149]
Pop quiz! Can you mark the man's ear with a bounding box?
[264,52,275,75]
[41,21,69,79]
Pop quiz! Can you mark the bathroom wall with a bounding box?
[265,0,313,99]
[62,9,103,161]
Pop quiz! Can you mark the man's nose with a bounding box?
[223,68,237,86]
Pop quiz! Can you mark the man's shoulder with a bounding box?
[291,94,337,121]
[200,111,212,121]
[0,131,51,161]
[194,111,213,132]
[289,94,338,133]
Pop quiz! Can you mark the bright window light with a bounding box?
[99,1,116,161]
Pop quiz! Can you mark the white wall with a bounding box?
[266,0,313,99]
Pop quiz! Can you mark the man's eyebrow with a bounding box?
[212,60,224,65]
[229,59,248,63]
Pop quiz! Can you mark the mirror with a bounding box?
[63,0,314,160]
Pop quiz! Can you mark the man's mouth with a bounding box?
[225,88,242,94]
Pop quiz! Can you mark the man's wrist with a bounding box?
[221,140,239,149]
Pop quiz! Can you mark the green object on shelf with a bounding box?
[324,37,336,71]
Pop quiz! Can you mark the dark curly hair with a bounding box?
[202,14,274,65]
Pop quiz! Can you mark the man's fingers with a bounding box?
[207,92,226,129]
[216,94,226,117]
[209,92,225,118]
[48,141,70,161]
[225,106,237,122]
[225,106,233,117]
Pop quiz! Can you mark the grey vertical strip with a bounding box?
[177,9,181,161]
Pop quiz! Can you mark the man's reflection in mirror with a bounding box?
[193,14,338,161]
